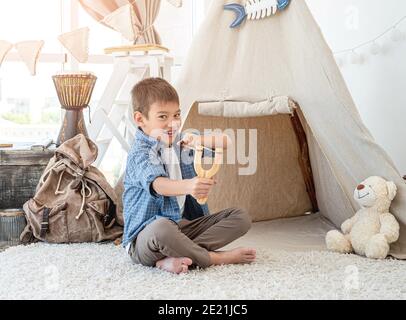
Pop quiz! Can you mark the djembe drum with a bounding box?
[52,72,97,146]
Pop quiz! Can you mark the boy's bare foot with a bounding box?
[156,257,193,274]
[209,247,256,266]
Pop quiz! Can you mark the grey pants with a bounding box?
[128,207,251,268]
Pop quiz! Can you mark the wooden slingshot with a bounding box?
[193,145,223,205]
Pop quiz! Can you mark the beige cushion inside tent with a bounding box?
[224,213,335,252]
[184,100,314,222]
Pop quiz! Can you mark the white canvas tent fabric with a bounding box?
[176,0,406,258]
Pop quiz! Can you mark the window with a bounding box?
[0,0,63,141]
[0,0,62,51]
[0,0,122,142]
[0,63,62,142]
[0,0,208,182]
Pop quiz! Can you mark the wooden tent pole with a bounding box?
[289,100,319,213]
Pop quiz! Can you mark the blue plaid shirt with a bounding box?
[122,127,212,248]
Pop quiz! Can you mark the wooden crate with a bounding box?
[0,209,26,250]
[0,146,54,209]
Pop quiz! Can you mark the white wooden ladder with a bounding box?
[88,52,173,167]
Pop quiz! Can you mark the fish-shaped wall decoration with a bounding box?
[224,0,291,28]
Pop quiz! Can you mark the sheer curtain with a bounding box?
[78,0,162,45]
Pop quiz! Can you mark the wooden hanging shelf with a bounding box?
[104,44,169,55]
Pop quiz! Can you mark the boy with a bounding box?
[123,77,256,274]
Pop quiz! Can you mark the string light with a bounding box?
[350,51,361,65]
[390,27,403,42]
[334,15,406,66]
[336,56,344,67]
[369,42,381,55]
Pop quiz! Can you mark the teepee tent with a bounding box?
[176,0,406,258]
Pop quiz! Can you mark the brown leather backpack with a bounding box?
[20,134,123,244]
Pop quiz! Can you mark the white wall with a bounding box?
[306,0,406,174]
[155,0,209,57]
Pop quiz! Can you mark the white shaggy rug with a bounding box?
[1,242,405,300]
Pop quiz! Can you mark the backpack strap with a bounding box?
[40,207,50,238]
[40,159,65,186]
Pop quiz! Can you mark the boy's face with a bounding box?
[134,101,182,146]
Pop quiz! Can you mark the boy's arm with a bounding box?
[200,133,232,150]
[180,132,232,150]
[152,178,190,197]
[152,177,215,199]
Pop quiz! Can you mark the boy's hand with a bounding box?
[186,177,216,200]
[177,133,202,149]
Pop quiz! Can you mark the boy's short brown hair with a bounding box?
[131,77,179,118]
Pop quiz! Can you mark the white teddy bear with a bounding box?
[326,176,400,259]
